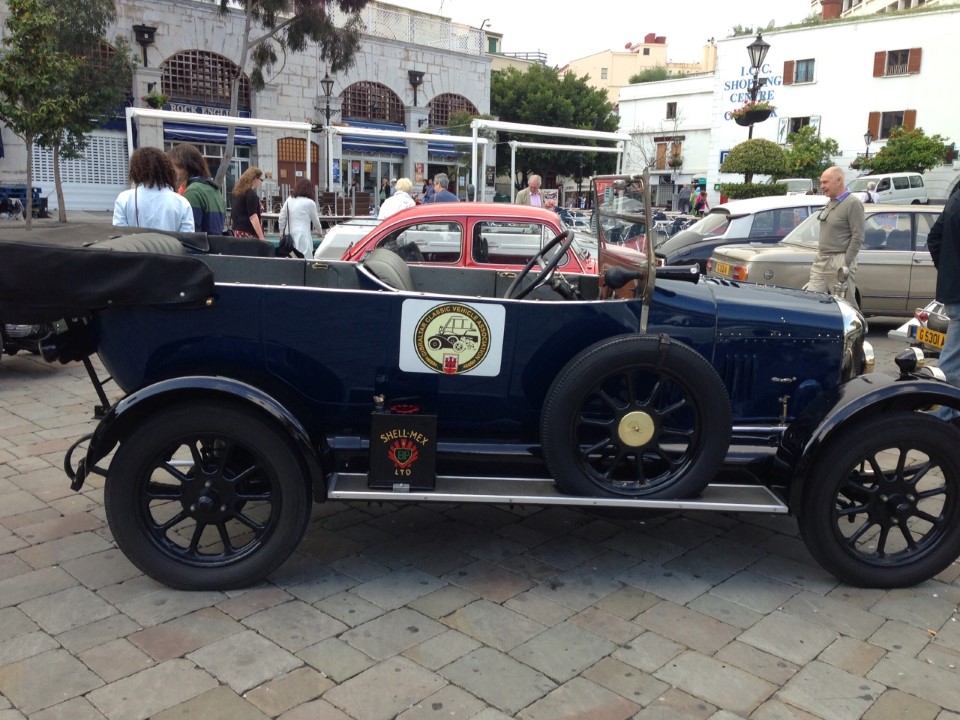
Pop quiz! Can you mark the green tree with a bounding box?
[629,66,670,84]
[720,138,787,184]
[856,126,949,174]
[213,0,370,186]
[38,0,135,222]
[491,64,619,188]
[781,125,840,181]
[0,0,83,229]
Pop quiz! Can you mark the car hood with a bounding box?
[711,241,814,264]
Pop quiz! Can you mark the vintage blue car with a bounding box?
[2,175,959,592]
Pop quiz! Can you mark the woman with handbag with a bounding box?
[230,167,266,239]
[278,178,323,258]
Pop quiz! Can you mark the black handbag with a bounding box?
[276,202,302,257]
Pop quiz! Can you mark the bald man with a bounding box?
[806,166,864,305]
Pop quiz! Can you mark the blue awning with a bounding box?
[163,122,257,146]
[428,128,457,159]
[341,119,407,156]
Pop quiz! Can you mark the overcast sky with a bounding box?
[390,0,816,67]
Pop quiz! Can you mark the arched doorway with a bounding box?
[277,137,321,198]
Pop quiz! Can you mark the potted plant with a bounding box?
[668,154,683,169]
[731,100,775,127]
[141,90,169,109]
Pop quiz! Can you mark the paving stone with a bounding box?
[243,666,333,717]
[612,630,684,674]
[739,611,838,665]
[581,656,669,706]
[216,585,294,620]
[0,490,47,519]
[864,689,940,720]
[442,599,546,652]
[497,553,561,583]
[934,615,960,653]
[328,554,391,582]
[441,559,533,602]
[617,560,712,604]
[592,584,661,621]
[56,614,142,654]
[868,651,960,712]
[274,698,351,720]
[12,511,103,544]
[187,630,302,694]
[19,585,116,635]
[779,660,885,720]
[275,564,356,603]
[751,699,822,720]
[688,592,763,630]
[510,621,615,683]
[115,588,225,627]
[314,590,386,627]
[601,529,687,564]
[298,637,374,682]
[503,590,574,626]
[29,697,105,720]
[715,641,799,685]
[0,649,103,714]
[402,629,481,671]
[351,567,446,610]
[529,566,622,612]
[819,636,887,676]
[412,547,475,577]
[439,647,555,715]
[407,585,479,620]
[870,619,935,656]
[15,530,112,568]
[0,566,76,609]
[395,684,486,720]
[516,676,639,720]
[324,656,446,720]
[654,650,775,715]
[93,575,161,607]
[710,570,802,614]
[243,600,347,652]
[85,660,217,720]
[568,607,643,645]
[150,686,269,720]
[341,608,447,660]
[871,588,959,632]
[524,534,605,570]
[0,554,31,583]
[634,601,740,654]
[0,607,37,643]
[825,585,887,612]
[0,631,60,666]
[60,549,141,589]
[782,590,886,640]
[632,687,717,720]
[749,554,839,594]
[78,638,154,682]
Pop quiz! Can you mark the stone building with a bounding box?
[0,0,492,211]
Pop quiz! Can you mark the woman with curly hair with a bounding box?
[230,167,266,239]
[113,146,194,231]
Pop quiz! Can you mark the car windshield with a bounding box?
[682,212,730,238]
[847,178,872,192]
[780,211,822,249]
[591,178,647,246]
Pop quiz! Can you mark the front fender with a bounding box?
[74,376,329,500]
[776,372,960,509]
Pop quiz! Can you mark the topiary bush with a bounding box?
[719,139,788,183]
[718,182,788,200]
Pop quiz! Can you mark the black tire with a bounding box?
[104,402,312,590]
[799,412,960,587]
[541,335,731,499]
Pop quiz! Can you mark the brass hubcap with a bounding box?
[618,411,655,447]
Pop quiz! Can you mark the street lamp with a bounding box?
[745,32,770,139]
[318,71,335,191]
[864,130,874,161]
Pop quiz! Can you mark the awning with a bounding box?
[163,121,257,146]
[428,128,457,159]
[341,119,407,156]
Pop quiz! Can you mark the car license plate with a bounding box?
[915,326,946,349]
[714,261,731,277]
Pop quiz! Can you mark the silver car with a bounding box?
[706,204,942,317]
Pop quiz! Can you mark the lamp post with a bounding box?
[863,129,874,161]
[319,71,335,191]
[745,32,770,139]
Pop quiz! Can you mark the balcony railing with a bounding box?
[885,63,908,75]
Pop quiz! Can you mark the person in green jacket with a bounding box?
[168,143,227,234]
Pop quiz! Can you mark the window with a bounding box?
[342,82,405,123]
[880,111,905,138]
[377,222,462,263]
[863,212,912,251]
[748,208,812,240]
[162,51,251,109]
[643,48,650,56]
[777,116,821,144]
[916,213,937,251]
[794,59,815,83]
[427,93,479,128]
[653,140,682,171]
[873,48,922,77]
[666,102,677,120]
[910,175,924,188]
[473,222,567,266]
[867,109,916,139]
[487,37,499,53]
[600,67,608,80]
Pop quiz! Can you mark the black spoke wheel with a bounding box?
[105,402,312,590]
[541,335,731,499]
[799,412,960,587]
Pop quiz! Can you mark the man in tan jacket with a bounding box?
[515,175,555,208]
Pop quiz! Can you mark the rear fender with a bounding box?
[77,376,330,501]
[780,373,960,509]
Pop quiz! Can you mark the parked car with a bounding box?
[656,194,828,272]
[773,178,815,195]
[313,217,382,259]
[848,172,928,205]
[706,204,942,316]
[8,175,960,593]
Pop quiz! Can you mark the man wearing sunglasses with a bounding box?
[806,166,864,305]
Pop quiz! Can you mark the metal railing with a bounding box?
[885,63,909,75]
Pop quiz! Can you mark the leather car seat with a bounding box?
[361,248,416,291]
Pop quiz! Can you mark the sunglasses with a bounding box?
[817,204,836,221]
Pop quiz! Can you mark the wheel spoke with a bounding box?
[235,511,266,532]
[875,524,890,556]
[836,502,868,518]
[913,509,943,525]
[227,463,258,485]
[597,389,624,413]
[916,485,947,501]
[651,446,680,470]
[866,454,888,485]
[236,489,272,502]
[579,414,614,428]
[843,518,873,546]
[659,397,688,418]
[599,448,628,480]
[217,522,235,553]
[146,481,182,500]
[905,460,934,487]
[155,510,188,533]
[581,436,614,458]
[897,523,917,550]
[187,522,206,554]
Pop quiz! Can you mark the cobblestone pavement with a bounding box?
[1,329,959,720]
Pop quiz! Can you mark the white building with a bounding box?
[619,5,959,207]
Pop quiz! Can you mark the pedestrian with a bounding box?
[866,181,880,204]
[378,177,391,204]
[678,184,692,214]
[805,165,864,305]
[515,174,555,208]
[423,173,459,203]
[378,177,416,218]
[113,147,194,232]
[693,187,709,215]
[278,178,323,257]
[168,143,227,234]
[927,184,960,417]
[230,167,267,239]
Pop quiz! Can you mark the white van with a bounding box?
[848,173,927,205]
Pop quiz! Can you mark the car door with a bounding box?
[909,211,939,306]
[856,210,914,314]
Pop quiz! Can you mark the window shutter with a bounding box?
[907,48,922,73]
[783,60,795,85]
[904,109,917,130]
[868,112,881,139]
[873,51,886,77]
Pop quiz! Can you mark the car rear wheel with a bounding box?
[105,401,312,590]
[799,412,960,587]
[540,335,731,499]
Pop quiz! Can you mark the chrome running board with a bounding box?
[327,474,789,513]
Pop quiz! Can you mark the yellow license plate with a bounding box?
[916,326,946,349]
[714,262,731,277]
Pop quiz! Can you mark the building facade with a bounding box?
[0,0,491,211]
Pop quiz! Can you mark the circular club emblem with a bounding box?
[414,303,491,374]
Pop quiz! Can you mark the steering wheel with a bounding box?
[505,229,575,300]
